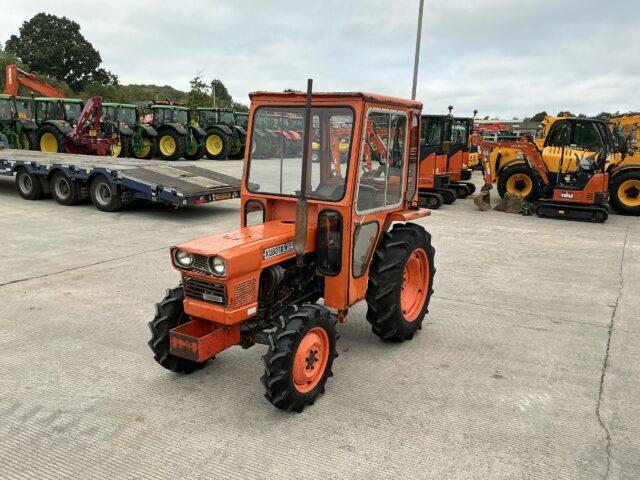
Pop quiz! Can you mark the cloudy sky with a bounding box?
[1,0,637,118]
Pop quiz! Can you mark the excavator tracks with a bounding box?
[535,201,609,223]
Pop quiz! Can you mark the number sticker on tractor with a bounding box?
[263,241,295,260]
[215,193,233,201]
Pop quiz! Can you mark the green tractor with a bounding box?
[0,94,37,150]
[103,102,158,159]
[196,107,245,160]
[147,101,205,161]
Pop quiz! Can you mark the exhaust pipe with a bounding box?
[295,79,313,269]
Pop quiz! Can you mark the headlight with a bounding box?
[209,256,226,276]
[174,249,194,268]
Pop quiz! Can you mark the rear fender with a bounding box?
[138,123,158,137]
[42,120,73,136]
[119,125,134,136]
[161,123,188,136]
[190,125,206,138]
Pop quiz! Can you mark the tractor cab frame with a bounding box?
[148,101,205,161]
[0,94,37,150]
[103,102,158,159]
[196,107,244,160]
[149,90,436,411]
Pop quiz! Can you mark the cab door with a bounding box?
[542,119,573,174]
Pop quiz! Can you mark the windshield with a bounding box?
[235,114,249,129]
[0,99,12,120]
[15,98,32,119]
[247,106,354,201]
[451,120,468,145]
[118,107,137,125]
[170,109,189,124]
[220,112,235,125]
[421,117,445,146]
[64,102,82,122]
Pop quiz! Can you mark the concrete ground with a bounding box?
[0,161,638,479]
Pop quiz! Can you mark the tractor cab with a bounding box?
[148,101,205,161]
[149,89,435,412]
[0,94,37,150]
[34,98,83,126]
[103,103,158,159]
[103,103,139,128]
[234,112,249,130]
[196,107,245,160]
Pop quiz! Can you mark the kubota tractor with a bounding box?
[103,102,158,159]
[482,115,640,215]
[148,84,436,412]
[0,94,37,150]
[148,101,205,161]
[196,107,245,160]
[33,96,119,156]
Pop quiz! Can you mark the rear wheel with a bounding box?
[204,129,230,160]
[133,136,157,159]
[90,174,123,212]
[497,164,538,201]
[51,171,80,206]
[366,223,435,341]
[37,125,67,153]
[610,171,640,215]
[19,131,36,150]
[157,130,186,161]
[148,285,208,373]
[15,168,43,200]
[261,304,337,412]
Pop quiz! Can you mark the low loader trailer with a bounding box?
[0,149,241,212]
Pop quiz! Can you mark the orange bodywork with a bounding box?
[3,65,65,98]
[169,91,429,359]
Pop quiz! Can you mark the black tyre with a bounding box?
[133,135,157,160]
[497,164,539,201]
[204,128,230,160]
[90,175,123,212]
[185,137,205,161]
[609,170,640,216]
[442,189,457,204]
[37,125,67,153]
[366,223,435,342]
[261,303,337,412]
[453,184,470,199]
[157,129,186,161]
[115,134,131,158]
[148,285,208,374]
[19,130,36,150]
[229,145,245,160]
[15,168,43,200]
[51,171,80,206]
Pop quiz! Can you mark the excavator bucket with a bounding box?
[493,193,524,213]
[473,187,492,211]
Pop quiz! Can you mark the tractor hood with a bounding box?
[174,220,317,277]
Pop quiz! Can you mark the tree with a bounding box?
[210,79,232,108]
[528,111,548,122]
[5,13,116,90]
[185,76,211,109]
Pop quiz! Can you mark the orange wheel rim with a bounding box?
[400,248,429,322]
[292,327,330,393]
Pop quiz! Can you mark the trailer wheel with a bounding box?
[15,168,43,200]
[148,285,208,374]
[261,303,337,412]
[204,128,230,160]
[51,171,80,206]
[610,170,640,215]
[366,223,435,342]
[157,130,186,161]
[90,175,123,212]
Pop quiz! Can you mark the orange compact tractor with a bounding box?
[148,82,436,411]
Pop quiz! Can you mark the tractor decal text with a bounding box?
[263,241,295,259]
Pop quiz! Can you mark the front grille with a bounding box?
[233,278,257,308]
[183,275,226,305]
[191,254,211,275]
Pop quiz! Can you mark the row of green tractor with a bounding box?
[0,94,250,161]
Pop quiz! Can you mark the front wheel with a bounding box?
[610,171,640,215]
[148,285,208,373]
[157,130,186,161]
[37,125,67,153]
[133,136,157,159]
[497,164,539,201]
[204,129,230,160]
[366,223,435,341]
[261,304,337,412]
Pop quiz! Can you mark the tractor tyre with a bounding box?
[261,303,337,412]
[610,170,640,215]
[157,130,186,161]
[50,171,80,206]
[37,125,67,153]
[229,145,245,160]
[15,168,43,200]
[204,128,230,160]
[114,134,131,157]
[90,175,123,212]
[366,222,435,342]
[20,130,36,150]
[133,135,157,160]
[148,285,208,373]
[497,164,539,201]
[185,139,205,161]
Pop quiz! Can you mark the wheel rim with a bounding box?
[40,132,58,152]
[111,142,122,157]
[18,173,33,193]
[159,135,176,156]
[206,134,223,155]
[19,132,29,150]
[292,327,330,394]
[95,182,112,206]
[54,176,71,199]
[618,179,640,207]
[400,248,429,322]
[506,173,533,197]
[135,138,152,158]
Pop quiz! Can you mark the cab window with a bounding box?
[546,121,571,147]
[574,122,603,150]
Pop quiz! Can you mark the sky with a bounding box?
[1,0,637,118]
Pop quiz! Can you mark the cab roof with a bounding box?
[197,107,234,112]
[249,91,422,109]
[151,104,188,111]
[35,97,83,103]
[103,102,137,108]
